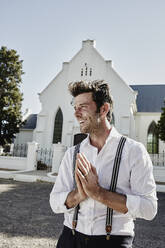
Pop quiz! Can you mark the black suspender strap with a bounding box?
[72,143,80,235]
[71,136,126,238]
[106,136,126,240]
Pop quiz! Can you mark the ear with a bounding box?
[100,103,110,117]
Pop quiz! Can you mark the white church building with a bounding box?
[15,40,165,154]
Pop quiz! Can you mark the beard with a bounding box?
[79,113,101,134]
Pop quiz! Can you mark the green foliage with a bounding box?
[157,100,165,142]
[0,46,24,146]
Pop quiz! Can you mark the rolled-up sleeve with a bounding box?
[49,148,75,214]
[126,143,158,220]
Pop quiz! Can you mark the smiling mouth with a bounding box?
[79,120,86,125]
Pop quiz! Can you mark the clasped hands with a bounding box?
[75,153,100,202]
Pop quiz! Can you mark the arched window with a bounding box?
[110,113,115,126]
[147,121,159,154]
[52,108,63,144]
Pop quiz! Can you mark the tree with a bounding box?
[0,46,24,146]
[157,100,165,142]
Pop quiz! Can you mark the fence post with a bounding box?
[52,144,67,173]
[10,144,14,155]
[26,141,38,170]
[0,147,3,155]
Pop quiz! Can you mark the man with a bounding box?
[50,80,157,248]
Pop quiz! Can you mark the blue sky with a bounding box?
[0,0,165,114]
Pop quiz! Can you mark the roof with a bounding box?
[130,85,165,112]
[21,114,37,129]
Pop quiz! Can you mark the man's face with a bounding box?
[74,92,101,134]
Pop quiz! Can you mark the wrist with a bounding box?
[74,188,84,204]
[91,184,102,200]
[65,189,81,209]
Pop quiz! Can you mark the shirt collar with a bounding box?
[81,126,121,147]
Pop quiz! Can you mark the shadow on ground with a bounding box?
[0,178,165,248]
[0,179,63,240]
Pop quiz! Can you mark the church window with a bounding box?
[85,67,88,76]
[52,108,63,144]
[147,121,159,154]
[81,63,93,77]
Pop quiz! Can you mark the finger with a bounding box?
[75,171,82,187]
[77,168,85,179]
[78,153,91,171]
[75,161,79,176]
[77,158,88,176]
[75,158,79,170]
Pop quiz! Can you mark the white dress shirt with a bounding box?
[50,127,157,237]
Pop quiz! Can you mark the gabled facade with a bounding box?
[34,40,137,148]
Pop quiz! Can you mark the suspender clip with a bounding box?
[72,229,75,235]
[72,220,77,235]
[106,233,110,240]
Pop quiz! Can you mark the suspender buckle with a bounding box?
[106,225,112,233]
[106,225,112,240]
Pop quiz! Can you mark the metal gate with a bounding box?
[36,147,53,172]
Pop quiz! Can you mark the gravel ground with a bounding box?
[0,178,164,248]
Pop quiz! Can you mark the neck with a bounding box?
[89,123,112,152]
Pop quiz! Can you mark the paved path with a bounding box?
[0,178,164,248]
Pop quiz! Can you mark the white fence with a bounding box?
[150,152,165,167]
[0,142,67,173]
[153,166,165,183]
[0,144,165,185]
[0,142,38,171]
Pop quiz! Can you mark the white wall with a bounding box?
[15,130,33,145]
[36,40,136,148]
[135,112,165,152]
[0,156,27,170]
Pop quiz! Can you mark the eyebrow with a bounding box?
[73,102,90,109]
[74,102,89,107]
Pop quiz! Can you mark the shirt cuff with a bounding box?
[59,191,75,213]
[126,194,141,219]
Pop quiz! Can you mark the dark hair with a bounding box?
[68,80,113,122]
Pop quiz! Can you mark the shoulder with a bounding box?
[125,137,146,153]
[125,137,151,167]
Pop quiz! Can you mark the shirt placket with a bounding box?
[89,147,99,235]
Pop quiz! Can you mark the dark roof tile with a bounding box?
[22,114,37,129]
[130,85,165,112]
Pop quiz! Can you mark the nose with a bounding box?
[74,107,82,118]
